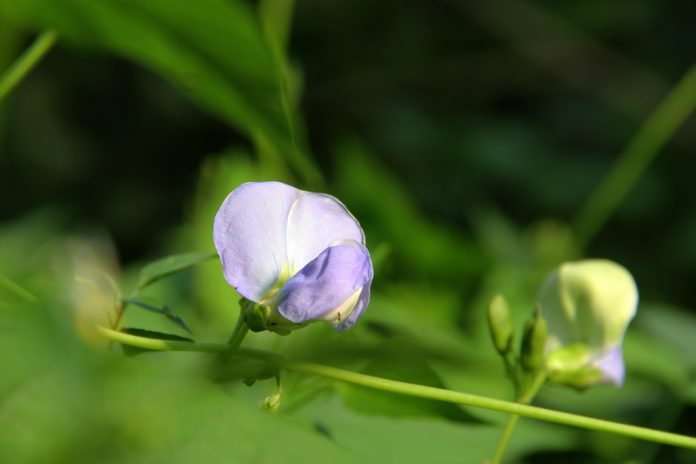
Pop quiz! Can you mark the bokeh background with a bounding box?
[1,1,695,463]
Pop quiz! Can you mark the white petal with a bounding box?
[213,182,300,301]
[286,191,364,274]
[539,259,638,351]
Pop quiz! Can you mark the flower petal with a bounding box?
[539,259,638,351]
[276,241,373,330]
[286,191,365,275]
[591,346,626,387]
[214,182,366,303]
[334,285,371,332]
[213,182,300,301]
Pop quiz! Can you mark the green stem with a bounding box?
[96,326,277,363]
[0,274,38,302]
[95,326,696,451]
[286,362,696,451]
[217,303,251,365]
[226,314,250,351]
[574,62,696,247]
[492,412,521,463]
[98,325,226,352]
[0,30,58,102]
[491,372,547,464]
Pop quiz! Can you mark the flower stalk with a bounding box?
[97,325,696,451]
[490,371,547,464]
[0,30,58,102]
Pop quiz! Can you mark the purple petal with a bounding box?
[592,346,626,387]
[286,192,364,274]
[276,241,373,330]
[213,182,365,302]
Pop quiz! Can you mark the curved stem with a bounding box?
[98,325,225,352]
[227,314,250,351]
[95,326,696,451]
[0,30,58,102]
[491,372,547,464]
[217,304,251,366]
[574,61,696,247]
[96,326,277,362]
[286,362,696,451]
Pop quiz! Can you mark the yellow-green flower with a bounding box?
[538,259,638,388]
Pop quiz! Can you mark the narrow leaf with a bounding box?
[138,252,216,290]
[0,273,38,302]
[124,298,192,334]
[0,0,320,183]
[340,343,483,424]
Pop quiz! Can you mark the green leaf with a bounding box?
[0,308,360,464]
[0,273,37,303]
[685,383,696,405]
[334,139,484,283]
[119,327,194,356]
[635,302,696,370]
[0,0,319,183]
[623,330,690,394]
[213,354,278,386]
[294,395,575,464]
[339,342,483,424]
[138,252,216,290]
[124,298,192,334]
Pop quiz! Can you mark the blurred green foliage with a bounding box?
[1,0,696,463]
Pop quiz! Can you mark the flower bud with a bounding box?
[487,294,514,356]
[243,300,301,336]
[538,259,638,388]
[520,308,548,373]
[262,392,282,412]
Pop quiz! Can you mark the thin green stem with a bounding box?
[256,0,322,188]
[98,326,225,352]
[491,372,547,464]
[574,62,696,247]
[492,414,521,463]
[287,362,696,451]
[0,274,38,302]
[96,326,278,363]
[0,30,58,102]
[226,315,250,351]
[217,304,251,365]
[95,327,696,451]
[519,371,548,404]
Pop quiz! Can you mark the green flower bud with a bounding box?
[263,392,282,412]
[520,308,548,373]
[538,259,638,388]
[487,294,514,355]
[243,300,303,335]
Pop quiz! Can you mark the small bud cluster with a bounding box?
[486,259,637,397]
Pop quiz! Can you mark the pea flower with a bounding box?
[213,181,373,333]
[538,259,638,388]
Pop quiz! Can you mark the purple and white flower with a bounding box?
[214,181,373,332]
